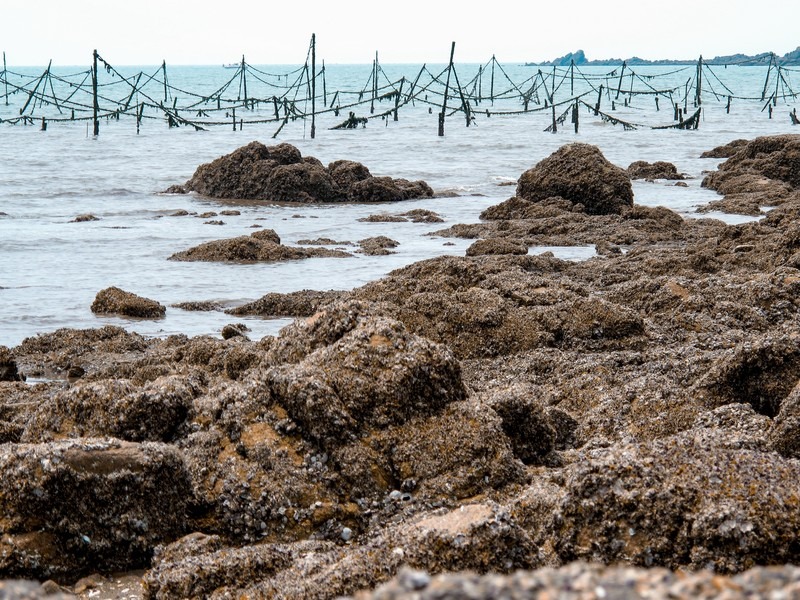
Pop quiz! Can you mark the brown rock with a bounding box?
[465,238,528,256]
[91,287,166,319]
[358,236,399,256]
[267,316,466,449]
[516,143,633,215]
[227,290,345,318]
[0,439,189,579]
[0,345,24,382]
[627,160,685,180]
[168,233,352,263]
[22,374,200,443]
[700,138,749,158]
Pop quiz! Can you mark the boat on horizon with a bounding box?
[222,63,239,69]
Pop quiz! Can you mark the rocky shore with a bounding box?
[3,135,800,598]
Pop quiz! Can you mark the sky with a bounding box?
[3,0,799,67]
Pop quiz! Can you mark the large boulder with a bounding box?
[181,142,433,203]
[516,143,633,215]
[266,316,466,449]
[0,439,190,579]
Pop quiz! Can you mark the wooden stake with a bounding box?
[241,55,248,107]
[394,78,404,121]
[616,61,626,99]
[439,41,455,137]
[490,56,495,104]
[162,60,168,103]
[311,34,316,139]
[2,51,7,106]
[695,55,703,106]
[92,50,99,136]
[595,84,602,115]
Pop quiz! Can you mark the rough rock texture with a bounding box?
[516,143,634,215]
[0,439,189,579]
[627,160,685,180]
[168,230,353,262]
[465,238,528,256]
[357,563,800,600]
[180,142,433,203]
[226,290,346,318]
[358,236,399,256]
[700,138,749,158]
[0,345,24,382]
[701,134,800,214]
[91,287,166,319]
[9,137,800,596]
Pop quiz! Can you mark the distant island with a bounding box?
[528,47,800,67]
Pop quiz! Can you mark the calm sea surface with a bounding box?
[1,62,798,347]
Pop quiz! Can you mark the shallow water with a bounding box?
[1,63,797,347]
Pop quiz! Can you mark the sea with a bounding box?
[1,61,798,348]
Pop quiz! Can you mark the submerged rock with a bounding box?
[516,143,633,215]
[177,141,433,203]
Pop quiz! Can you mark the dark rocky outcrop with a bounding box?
[168,230,352,263]
[91,287,166,319]
[465,238,528,256]
[516,143,633,215]
[177,142,433,203]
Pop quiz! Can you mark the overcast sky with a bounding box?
[3,0,799,66]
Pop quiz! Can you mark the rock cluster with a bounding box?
[6,137,800,597]
[171,141,434,203]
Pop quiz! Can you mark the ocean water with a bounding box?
[0,62,798,348]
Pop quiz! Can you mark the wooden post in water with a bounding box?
[162,60,168,103]
[439,41,455,137]
[490,56,495,104]
[551,101,557,133]
[695,55,703,106]
[761,53,774,101]
[2,52,8,106]
[92,49,99,136]
[241,55,248,107]
[595,84,602,115]
[616,61,626,99]
[322,60,327,106]
[572,99,579,133]
[232,107,236,131]
[311,34,316,139]
[394,77,404,121]
[570,59,575,95]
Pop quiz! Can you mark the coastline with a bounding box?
[4,134,800,597]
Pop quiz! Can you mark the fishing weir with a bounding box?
[1,36,799,138]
